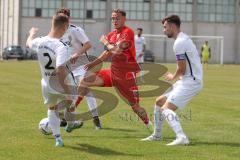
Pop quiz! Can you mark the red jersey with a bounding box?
[105,26,140,75]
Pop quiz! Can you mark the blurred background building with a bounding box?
[0,0,240,63]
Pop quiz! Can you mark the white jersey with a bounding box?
[173,32,202,81]
[60,24,90,76]
[135,35,146,63]
[29,36,71,94]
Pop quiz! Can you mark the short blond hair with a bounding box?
[112,9,126,17]
[53,14,69,28]
[56,8,70,17]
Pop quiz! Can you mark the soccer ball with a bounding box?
[39,118,52,135]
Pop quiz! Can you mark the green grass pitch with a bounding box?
[0,61,239,160]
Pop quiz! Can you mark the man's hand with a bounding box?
[29,27,39,37]
[84,62,94,71]
[100,35,109,45]
[164,72,175,81]
[26,27,39,47]
[70,52,80,64]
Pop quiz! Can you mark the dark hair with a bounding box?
[137,28,143,31]
[112,9,126,17]
[53,14,69,28]
[162,15,181,28]
[56,8,70,17]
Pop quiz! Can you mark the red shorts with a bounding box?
[97,69,139,105]
[96,69,113,87]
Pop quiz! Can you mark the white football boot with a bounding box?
[166,136,189,146]
[141,134,162,141]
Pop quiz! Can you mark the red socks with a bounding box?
[132,105,149,125]
[75,96,83,107]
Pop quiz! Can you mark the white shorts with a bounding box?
[164,78,203,110]
[74,75,84,85]
[42,84,68,107]
[72,67,87,80]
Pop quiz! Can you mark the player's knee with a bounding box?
[161,102,177,111]
[155,95,166,106]
[78,85,89,96]
[79,78,88,87]
[49,105,57,110]
[83,73,97,84]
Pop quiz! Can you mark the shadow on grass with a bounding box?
[192,141,240,147]
[66,134,146,139]
[103,127,138,132]
[66,143,143,157]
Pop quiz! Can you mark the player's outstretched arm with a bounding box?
[70,41,92,64]
[26,27,38,48]
[100,35,131,54]
[84,50,111,70]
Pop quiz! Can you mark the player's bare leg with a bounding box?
[131,102,153,132]
[77,73,104,129]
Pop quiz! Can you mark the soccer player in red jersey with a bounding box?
[73,9,153,131]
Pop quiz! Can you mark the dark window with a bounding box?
[144,0,150,2]
[186,0,193,4]
[35,8,42,17]
[86,10,93,19]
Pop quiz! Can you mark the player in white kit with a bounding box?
[135,28,146,82]
[141,15,203,145]
[56,8,102,129]
[26,15,81,147]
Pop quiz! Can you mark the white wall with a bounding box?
[197,23,236,64]
[20,17,239,64]
[0,0,20,59]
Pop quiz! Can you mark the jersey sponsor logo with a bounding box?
[120,32,128,40]
[44,71,56,77]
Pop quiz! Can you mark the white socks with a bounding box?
[153,105,162,137]
[85,91,98,117]
[48,109,61,137]
[162,108,186,139]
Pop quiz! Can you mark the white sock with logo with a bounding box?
[162,108,186,138]
[86,91,98,117]
[153,105,162,137]
[48,109,60,137]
